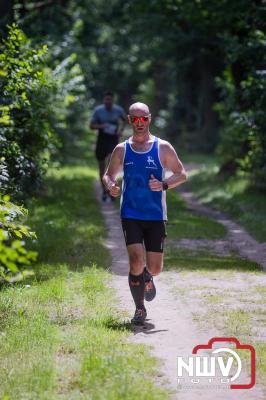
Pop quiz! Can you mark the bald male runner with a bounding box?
[103,102,187,324]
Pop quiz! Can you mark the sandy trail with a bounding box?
[95,181,265,399]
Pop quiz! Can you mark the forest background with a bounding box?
[0,0,265,282]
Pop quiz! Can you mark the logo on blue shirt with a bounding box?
[146,156,157,169]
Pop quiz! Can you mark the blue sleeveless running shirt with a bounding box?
[120,136,167,221]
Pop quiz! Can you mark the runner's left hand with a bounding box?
[149,174,163,191]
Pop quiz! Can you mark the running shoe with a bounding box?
[131,307,147,325]
[144,267,156,302]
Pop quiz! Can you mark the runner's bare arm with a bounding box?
[102,144,125,197]
[149,141,187,191]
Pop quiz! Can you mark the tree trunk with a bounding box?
[152,60,169,118]
[198,54,219,151]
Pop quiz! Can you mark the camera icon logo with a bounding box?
[177,337,256,390]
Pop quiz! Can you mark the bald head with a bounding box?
[128,102,151,135]
[129,102,150,116]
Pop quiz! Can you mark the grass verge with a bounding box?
[164,246,261,272]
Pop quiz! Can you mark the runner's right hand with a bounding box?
[100,123,109,129]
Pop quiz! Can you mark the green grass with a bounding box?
[202,293,222,305]
[0,272,63,399]
[164,246,261,272]
[0,165,168,400]
[166,190,227,240]
[253,285,266,294]
[0,267,167,399]
[224,309,252,336]
[27,166,110,270]
[185,162,266,242]
[255,343,266,380]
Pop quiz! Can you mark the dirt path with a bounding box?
[95,181,265,400]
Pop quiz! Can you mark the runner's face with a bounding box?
[128,110,151,136]
[103,95,113,109]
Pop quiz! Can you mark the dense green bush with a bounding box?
[0,23,58,199]
[0,23,89,199]
[0,195,36,284]
[0,23,89,281]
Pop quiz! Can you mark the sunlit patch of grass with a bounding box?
[253,285,266,295]
[202,293,222,305]
[191,312,201,323]
[171,285,187,297]
[225,309,252,337]
[255,343,266,381]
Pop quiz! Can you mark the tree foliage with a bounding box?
[1,0,265,193]
[0,23,57,198]
[0,194,36,284]
[0,0,265,282]
[215,15,266,187]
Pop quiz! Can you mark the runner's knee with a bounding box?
[147,260,163,276]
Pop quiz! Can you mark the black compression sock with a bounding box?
[128,272,145,309]
[144,266,152,282]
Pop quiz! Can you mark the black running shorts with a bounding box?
[121,218,167,253]
[95,131,119,161]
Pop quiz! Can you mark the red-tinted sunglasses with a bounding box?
[130,115,150,124]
